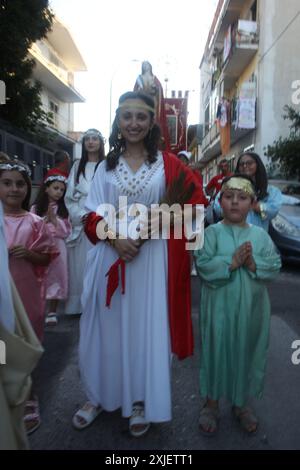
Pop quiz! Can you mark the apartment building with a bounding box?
[199,0,300,184]
[0,16,86,183]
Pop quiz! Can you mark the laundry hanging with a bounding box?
[236,98,256,130]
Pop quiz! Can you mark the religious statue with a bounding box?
[134,61,170,150]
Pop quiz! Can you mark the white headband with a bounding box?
[82,129,104,141]
[0,162,31,176]
[44,175,68,184]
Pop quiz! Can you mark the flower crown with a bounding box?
[44,175,68,184]
[0,162,31,177]
[82,129,105,142]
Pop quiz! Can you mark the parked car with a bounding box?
[269,180,300,263]
[269,179,300,198]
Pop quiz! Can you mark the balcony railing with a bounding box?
[202,123,219,151]
[29,44,84,103]
[222,20,259,91]
[30,43,70,85]
[43,104,73,134]
[0,123,54,184]
[201,94,256,160]
[235,20,259,48]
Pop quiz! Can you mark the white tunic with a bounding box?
[64,161,96,314]
[79,153,172,422]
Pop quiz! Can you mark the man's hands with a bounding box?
[230,241,256,272]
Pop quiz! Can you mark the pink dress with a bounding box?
[4,212,57,341]
[32,203,72,300]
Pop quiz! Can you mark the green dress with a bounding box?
[194,222,281,407]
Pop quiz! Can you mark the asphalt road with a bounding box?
[29,265,300,451]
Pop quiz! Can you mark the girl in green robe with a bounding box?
[195,175,281,436]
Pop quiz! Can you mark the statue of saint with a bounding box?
[134,61,170,150]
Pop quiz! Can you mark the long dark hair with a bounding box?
[0,163,32,211]
[106,91,161,171]
[235,152,268,200]
[76,129,105,183]
[34,179,68,218]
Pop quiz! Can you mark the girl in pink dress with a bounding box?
[0,160,57,434]
[32,175,71,326]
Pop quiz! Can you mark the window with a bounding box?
[49,99,59,128]
[167,115,178,146]
[204,104,210,135]
[49,100,59,115]
[250,0,257,21]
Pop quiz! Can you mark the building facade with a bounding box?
[0,16,86,183]
[199,0,300,184]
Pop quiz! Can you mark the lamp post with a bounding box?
[164,77,169,97]
[109,77,115,136]
[109,59,140,135]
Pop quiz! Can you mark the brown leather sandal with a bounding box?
[233,406,259,434]
[198,404,220,437]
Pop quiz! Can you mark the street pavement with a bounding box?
[29,266,300,451]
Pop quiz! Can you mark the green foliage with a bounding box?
[265,105,300,180]
[0,0,54,133]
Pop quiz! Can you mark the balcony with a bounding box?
[222,20,259,91]
[201,123,221,162]
[29,44,85,103]
[201,116,256,162]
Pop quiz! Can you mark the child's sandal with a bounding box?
[232,406,259,435]
[198,404,220,437]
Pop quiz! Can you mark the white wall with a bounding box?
[256,0,300,162]
[200,59,213,129]
[40,89,74,134]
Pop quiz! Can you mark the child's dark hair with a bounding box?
[34,178,68,218]
[235,152,268,200]
[76,129,105,183]
[220,173,256,201]
[106,91,161,171]
[0,161,32,210]
[54,150,69,165]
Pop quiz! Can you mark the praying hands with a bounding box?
[230,242,256,272]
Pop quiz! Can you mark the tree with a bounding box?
[265,105,300,181]
[0,0,54,133]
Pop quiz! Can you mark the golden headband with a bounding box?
[117,99,155,114]
[221,177,255,197]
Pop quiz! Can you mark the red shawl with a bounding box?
[85,152,206,359]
